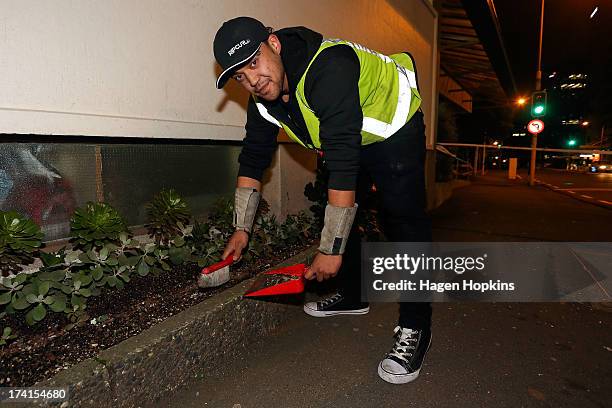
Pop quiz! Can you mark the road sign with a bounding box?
[527,119,545,135]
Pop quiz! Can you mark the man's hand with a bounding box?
[222,230,249,262]
[305,253,343,282]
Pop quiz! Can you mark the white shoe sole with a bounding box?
[377,364,421,384]
[303,304,370,317]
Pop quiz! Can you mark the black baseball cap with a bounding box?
[213,17,270,89]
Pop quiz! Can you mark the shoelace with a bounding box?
[318,293,343,308]
[388,326,419,363]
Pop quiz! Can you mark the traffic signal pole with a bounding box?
[530,0,545,186]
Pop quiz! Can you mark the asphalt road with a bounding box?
[531,168,612,207]
[157,172,612,408]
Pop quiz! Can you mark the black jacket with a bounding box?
[237,27,362,191]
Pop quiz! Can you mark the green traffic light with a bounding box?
[531,91,547,118]
[568,139,576,146]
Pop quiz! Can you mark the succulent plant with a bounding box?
[145,189,191,246]
[0,211,44,276]
[70,202,128,251]
[0,326,17,346]
[0,273,30,313]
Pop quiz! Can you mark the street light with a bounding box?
[517,97,527,106]
[582,121,590,126]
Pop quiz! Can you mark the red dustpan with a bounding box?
[244,263,307,297]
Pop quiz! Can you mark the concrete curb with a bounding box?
[20,245,318,408]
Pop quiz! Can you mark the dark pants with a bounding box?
[338,111,432,330]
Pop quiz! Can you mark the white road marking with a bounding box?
[568,191,576,194]
[580,195,593,199]
[598,200,612,205]
[556,188,612,192]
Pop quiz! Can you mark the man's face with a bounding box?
[232,35,285,101]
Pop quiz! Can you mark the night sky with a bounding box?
[462,1,612,143]
[494,0,611,95]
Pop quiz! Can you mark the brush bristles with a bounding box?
[197,267,230,288]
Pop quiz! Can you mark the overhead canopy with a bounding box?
[438,0,517,110]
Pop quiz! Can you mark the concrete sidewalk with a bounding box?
[160,173,612,408]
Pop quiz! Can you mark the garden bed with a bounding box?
[0,240,314,388]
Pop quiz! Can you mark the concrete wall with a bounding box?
[1,0,437,217]
[1,0,436,140]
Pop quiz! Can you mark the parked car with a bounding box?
[589,163,612,173]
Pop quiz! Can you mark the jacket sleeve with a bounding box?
[305,45,362,191]
[237,96,280,181]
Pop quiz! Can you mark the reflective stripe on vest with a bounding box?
[254,102,281,127]
[362,63,414,138]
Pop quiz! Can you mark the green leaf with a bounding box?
[65,251,80,263]
[106,276,117,287]
[137,261,150,277]
[25,310,36,326]
[100,246,109,260]
[174,236,185,247]
[11,293,30,310]
[14,273,28,285]
[60,284,73,295]
[51,269,67,281]
[115,279,125,290]
[117,254,129,266]
[42,295,54,305]
[71,294,85,306]
[49,298,65,312]
[0,291,11,305]
[38,281,50,296]
[76,273,92,287]
[126,256,140,267]
[25,293,38,304]
[79,288,91,297]
[2,327,11,337]
[49,295,66,312]
[21,283,35,296]
[31,303,46,322]
[92,266,104,281]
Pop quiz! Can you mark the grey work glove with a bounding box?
[318,203,358,255]
[233,187,261,233]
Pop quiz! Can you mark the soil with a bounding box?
[0,241,314,387]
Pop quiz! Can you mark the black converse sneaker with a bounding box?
[303,293,370,317]
[378,326,432,384]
